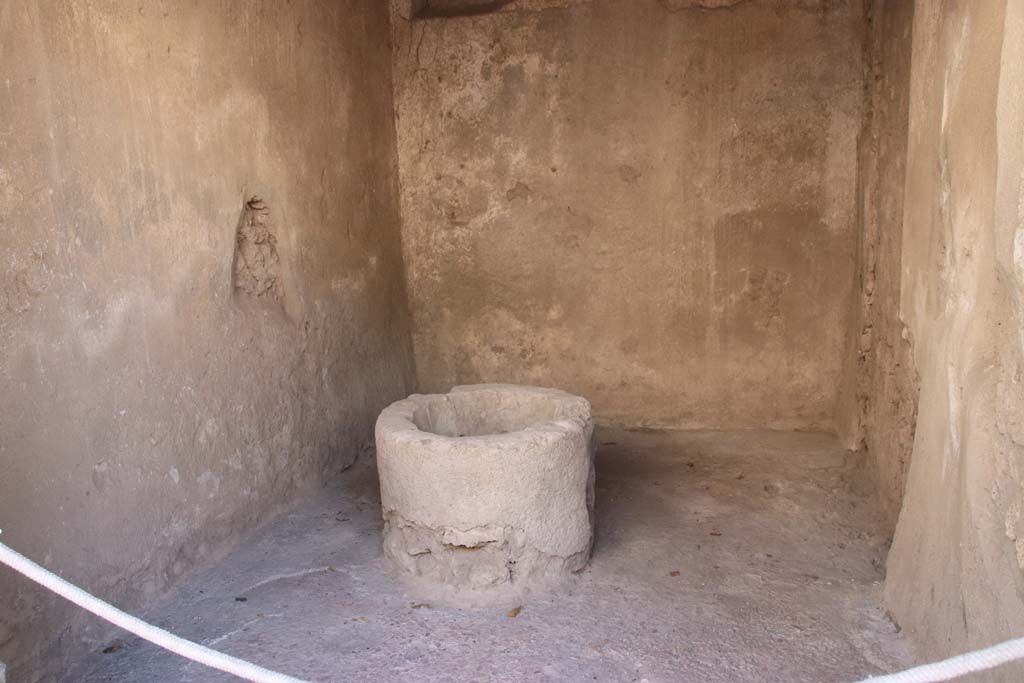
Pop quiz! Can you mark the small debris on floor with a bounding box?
[507,606,522,618]
[74,428,912,682]
[235,597,248,602]
[101,641,123,655]
[670,571,680,577]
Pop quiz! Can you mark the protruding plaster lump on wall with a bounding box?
[232,197,283,300]
[660,0,748,9]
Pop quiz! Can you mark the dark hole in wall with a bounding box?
[414,0,517,19]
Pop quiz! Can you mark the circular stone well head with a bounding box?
[374,384,595,605]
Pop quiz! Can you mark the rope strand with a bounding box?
[0,533,311,683]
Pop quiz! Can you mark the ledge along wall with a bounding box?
[0,2,415,678]
[390,0,865,431]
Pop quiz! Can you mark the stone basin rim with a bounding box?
[375,383,593,444]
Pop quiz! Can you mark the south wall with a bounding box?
[391,0,864,430]
[0,2,415,678]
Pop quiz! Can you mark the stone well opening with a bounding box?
[409,385,590,437]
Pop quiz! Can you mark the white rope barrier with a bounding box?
[0,532,312,683]
[2,529,1023,683]
[854,636,1024,683]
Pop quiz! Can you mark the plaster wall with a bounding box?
[836,0,919,530]
[391,0,865,430]
[883,0,1024,677]
[0,1,415,679]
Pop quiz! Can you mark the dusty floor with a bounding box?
[73,429,911,682]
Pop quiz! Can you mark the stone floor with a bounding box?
[73,428,912,682]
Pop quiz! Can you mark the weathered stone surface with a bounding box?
[874,1,1024,678]
[0,2,414,679]
[835,0,919,532]
[389,0,865,432]
[375,385,595,603]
